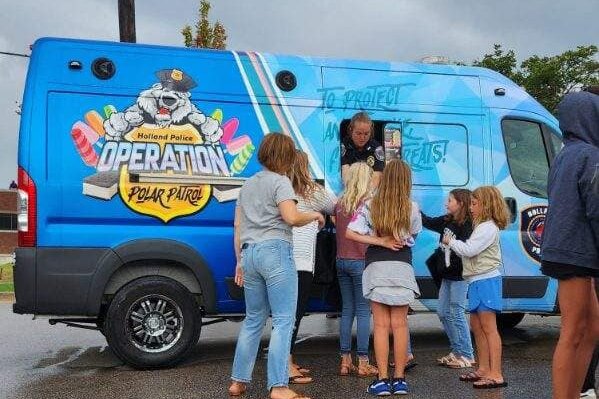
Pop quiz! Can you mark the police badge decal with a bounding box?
[520,205,547,263]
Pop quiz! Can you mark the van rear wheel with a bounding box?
[104,276,201,368]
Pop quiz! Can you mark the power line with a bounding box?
[0,51,29,58]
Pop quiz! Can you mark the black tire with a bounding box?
[496,312,525,330]
[104,276,202,369]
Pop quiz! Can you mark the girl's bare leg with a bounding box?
[390,305,409,379]
[371,301,392,379]
[572,278,599,396]
[477,311,503,381]
[552,277,595,399]
[470,313,489,376]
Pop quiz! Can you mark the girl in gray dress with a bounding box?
[346,159,421,396]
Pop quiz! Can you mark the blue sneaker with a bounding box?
[367,379,392,396]
[391,378,409,395]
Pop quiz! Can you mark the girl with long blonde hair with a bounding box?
[346,159,422,395]
[442,186,509,390]
[334,162,378,378]
[287,150,336,384]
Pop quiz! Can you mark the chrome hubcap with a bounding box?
[126,295,183,353]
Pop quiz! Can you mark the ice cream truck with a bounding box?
[14,37,562,368]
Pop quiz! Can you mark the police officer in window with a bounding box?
[341,111,385,187]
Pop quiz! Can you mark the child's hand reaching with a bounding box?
[442,232,453,245]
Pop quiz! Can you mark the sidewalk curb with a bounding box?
[0,292,15,303]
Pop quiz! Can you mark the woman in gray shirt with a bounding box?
[229,133,324,399]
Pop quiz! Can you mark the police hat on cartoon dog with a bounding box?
[156,69,197,92]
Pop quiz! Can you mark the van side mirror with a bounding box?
[504,197,517,224]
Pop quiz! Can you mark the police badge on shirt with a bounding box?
[341,138,385,172]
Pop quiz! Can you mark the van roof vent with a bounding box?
[420,56,450,65]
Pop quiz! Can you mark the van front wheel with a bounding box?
[104,276,201,368]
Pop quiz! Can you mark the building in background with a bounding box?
[0,189,17,255]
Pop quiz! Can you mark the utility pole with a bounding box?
[118,0,136,43]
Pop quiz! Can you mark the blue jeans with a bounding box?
[437,279,474,359]
[231,240,298,391]
[337,259,371,357]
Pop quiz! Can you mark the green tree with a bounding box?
[474,44,599,113]
[473,44,519,81]
[181,0,227,50]
[520,46,599,112]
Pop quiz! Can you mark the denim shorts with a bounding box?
[468,276,502,313]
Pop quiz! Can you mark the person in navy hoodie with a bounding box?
[540,87,599,399]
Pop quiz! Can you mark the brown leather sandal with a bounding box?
[339,359,357,376]
[357,359,378,378]
[228,381,247,396]
[288,375,313,384]
[292,364,310,374]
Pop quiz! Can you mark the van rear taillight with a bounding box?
[17,167,36,247]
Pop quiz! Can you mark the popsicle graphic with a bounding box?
[103,105,117,119]
[226,134,252,155]
[211,108,223,124]
[85,110,106,136]
[72,121,99,145]
[230,143,255,175]
[71,126,99,167]
[220,118,239,144]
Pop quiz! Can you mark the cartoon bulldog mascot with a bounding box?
[103,69,223,143]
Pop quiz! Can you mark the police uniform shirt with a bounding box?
[341,137,385,172]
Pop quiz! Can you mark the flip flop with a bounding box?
[473,378,508,389]
[288,375,313,384]
[459,371,483,382]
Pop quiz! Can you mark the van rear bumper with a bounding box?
[13,248,36,314]
[13,247,110,316]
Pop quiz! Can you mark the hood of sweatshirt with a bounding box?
[558,90,599,148]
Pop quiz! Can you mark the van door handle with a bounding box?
[504,197,517,224]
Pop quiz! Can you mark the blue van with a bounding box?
[14,37,562,368]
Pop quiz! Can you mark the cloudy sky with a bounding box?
[1,0,598,185]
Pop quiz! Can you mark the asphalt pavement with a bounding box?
[0,302,593,399]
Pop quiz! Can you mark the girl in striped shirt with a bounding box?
[287,150,336,384]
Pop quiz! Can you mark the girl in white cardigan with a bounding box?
[443,186,510,390]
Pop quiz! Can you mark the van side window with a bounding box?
[501,119,549,198]
[339,119,469,186]
[395,121,469,186]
